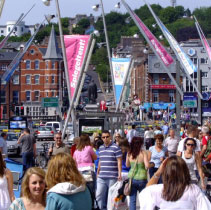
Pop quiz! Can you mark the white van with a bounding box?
[45,121,61,132]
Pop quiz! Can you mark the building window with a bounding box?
[26,60,31,69]
[169,90,175,102]
[202,72,208,78]
[0,91,6,103]
[34,75,40,84]
[51,75,55,84]
[45,76,49,83]
[1,78,6,85]
[202,85,208,92]
[0,64,7,70]
[26,75,31,84]
[152,90,159,102]
[26,91,31,101]
[190,58,198,65]
[8,27,10,32]
[1,30,3,33]
[46,61,49,69]
[35,60,39,69]
[34,91,40,101]
[153,74,159,84]
[12,91,19,104]
[13,75,19,84]
[201,58,208,64]
[21,27,23,32]
[202,102,208,108]
[52,91,55,97]
[46,91,49,97]
[52,61,56,69]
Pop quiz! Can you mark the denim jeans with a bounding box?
[22,152,34,172]
[149,167,162,184]
[96,177,117,210]
[129,179,147,210]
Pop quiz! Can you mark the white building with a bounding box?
[0,21,35,37]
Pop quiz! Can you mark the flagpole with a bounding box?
[121,0,183,97]
[61,37,94,140]
[194,16,211,66]
[144,0,202,99]
[116,59,134,112]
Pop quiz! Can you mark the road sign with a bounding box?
[41,97,59,107]
[183,100,197,108]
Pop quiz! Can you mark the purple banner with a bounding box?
[133,13,174,67]
[199,24,211,61]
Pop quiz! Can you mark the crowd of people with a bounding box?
[0,123,211,210]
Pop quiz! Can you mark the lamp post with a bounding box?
[92,1,115,96]
[42,0,71,123]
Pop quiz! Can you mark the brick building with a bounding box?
[0,51,20,120]
[20,25,64,119]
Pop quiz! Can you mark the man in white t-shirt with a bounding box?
[126,124,139,143]
[164,129,179,156]
[177,125,201,156]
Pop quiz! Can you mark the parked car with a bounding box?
[45,121,61,132]
[36,126,56,141]
[64,133,75,148]
[7,132,21,156]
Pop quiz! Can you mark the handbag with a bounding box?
[124,158,138,196]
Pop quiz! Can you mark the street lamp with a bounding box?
[42,0,71,123]
[92,1,115,95]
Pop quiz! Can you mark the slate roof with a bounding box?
[0,51,18,61]
[43,25,62,60]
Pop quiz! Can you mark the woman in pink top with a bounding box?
[73,134,97,193]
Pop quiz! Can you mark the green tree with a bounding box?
[72,18,90,34]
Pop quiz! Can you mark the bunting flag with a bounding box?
[194,16,211,64]
[121,0,183,96]
[112,57,131,110]
[2,22,43,84]
[144,0,203,99]
[64,35,91,98]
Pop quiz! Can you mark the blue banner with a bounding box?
[144,102,175,110]
[112,58,131,108]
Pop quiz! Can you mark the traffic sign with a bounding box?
[41,97,59,107]
[183,100,197,108]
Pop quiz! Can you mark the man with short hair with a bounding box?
[0,132,7,157]
[18,128,36,172]
[48,132,69,156]
[164,129,179,156]
[126,124,138,143]
[96,130,122,210]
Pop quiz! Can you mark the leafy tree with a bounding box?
[176,27,198,42]
[61,17,69,28]
[159,7,179,23]
[72,18,90,34]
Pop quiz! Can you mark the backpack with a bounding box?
[204,139,211,158]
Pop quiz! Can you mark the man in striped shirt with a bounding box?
[96,130,122,210]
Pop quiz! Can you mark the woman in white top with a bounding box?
[180,137,205,189]
[0,151,15,210]
[139,156,211,210]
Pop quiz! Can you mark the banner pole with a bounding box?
[55,0,72,124]
[121,0,183,98]
[62,36,93,140]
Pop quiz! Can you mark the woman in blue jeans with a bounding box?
[126,137,149,210]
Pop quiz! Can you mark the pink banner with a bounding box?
[64,35,90,98]
[133,13,174,67]
[200,27,211,61]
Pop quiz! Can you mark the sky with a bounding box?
[0,0,210,25]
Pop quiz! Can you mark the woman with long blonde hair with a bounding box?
[10,167,46,210]
[45,153,92,210]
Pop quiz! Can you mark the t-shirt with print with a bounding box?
[98,142,122,179]
[0,137,7,155]
[149,145,168,168]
